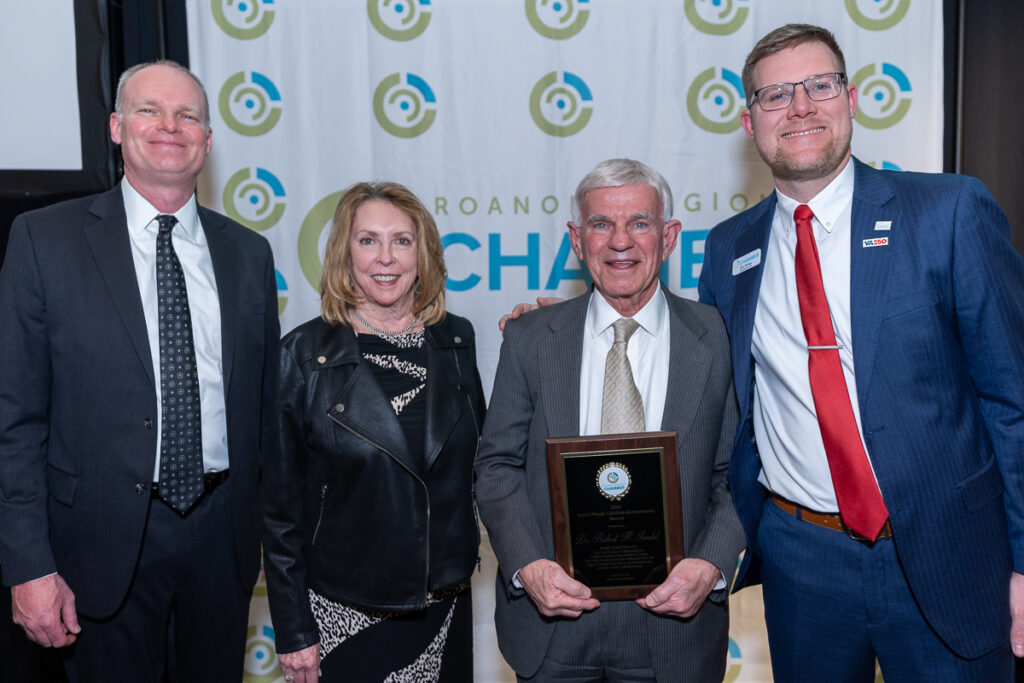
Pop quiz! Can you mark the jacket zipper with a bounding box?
[327,413,431,601]
[311,483,328,546]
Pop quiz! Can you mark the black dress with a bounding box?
[310,330,473,682]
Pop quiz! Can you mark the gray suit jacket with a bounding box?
[474,288,743,680]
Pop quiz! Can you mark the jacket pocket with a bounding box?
[958,454,1004,512]
[46,464,78,507]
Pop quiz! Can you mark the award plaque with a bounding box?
[546,431,683,600]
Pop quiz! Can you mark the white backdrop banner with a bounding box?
[185,1,938,680]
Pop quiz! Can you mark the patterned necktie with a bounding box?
[601,318,645,434]
[793,204,888,539]
[155,214,204,513]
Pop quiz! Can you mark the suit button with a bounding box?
[143,418,153,429]
[317,355,327,364]
[135,483,146,494]
[453,336,462,343]
[334,403,345,413]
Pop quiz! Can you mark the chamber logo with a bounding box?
[596,462,630,500]
[298,190,347,291]
[530,71,593,137]
[685,0,749,35]
[687,67,745,134]
[851,63,912,129]
[723,637,742,682]
[846,0,910,31]
[211,0,275,40]
[276,270,288,315]
[368,0,432,41]
[218,71,282,136]
[868,160,903,171]
[373,73,437,138]
[244,624,281,683]
[222,167,286,232]
[525,0,590,40]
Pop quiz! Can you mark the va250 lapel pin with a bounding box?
[864,220,892,247]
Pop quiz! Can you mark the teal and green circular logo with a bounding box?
[298,190,346,292]
[222,167,286,232]
[275,270,288,315]
[368,0,432,41]
[211,0,275,40]
[525,0,590,40]
[685,0,749,36]
[868,160,903,171]
[243,624,281,683]
[724,637,742,682]
[529,71,593,137]
[846,0,910,31]
[373,72,437,138]
[687,67,745,134]
[218,71,282,136]
[852,62,912,129]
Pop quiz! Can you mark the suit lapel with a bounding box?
[661,293,712,436]
[728,197,775,415]
[848,160,897,405]
[541,294,588,439]
[82,188,155,386]
[201,207,240,392]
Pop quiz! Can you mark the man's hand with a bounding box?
[637,558,719,618]
[518,559,600,618]
[11,574,81,647]
[498,297,564,332]
[278,643,321,682]
[1011,571,1024,657]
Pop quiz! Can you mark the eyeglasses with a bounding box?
[749,72,847,111]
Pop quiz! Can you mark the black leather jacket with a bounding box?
[262,314,486,654]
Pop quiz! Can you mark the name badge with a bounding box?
[863,237,889,248]
[732,249,761,276]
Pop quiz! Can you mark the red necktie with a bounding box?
[793,204,888,540]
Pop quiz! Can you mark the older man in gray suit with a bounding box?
[475,159,744,682]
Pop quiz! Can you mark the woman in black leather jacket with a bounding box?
[262,181,486,683]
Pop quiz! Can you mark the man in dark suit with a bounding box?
[698,24,1024,680]
[0,61,279,681]
[476,158,744,681]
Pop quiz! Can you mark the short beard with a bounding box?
[767,138,851,184]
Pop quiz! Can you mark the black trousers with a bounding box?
[64,476,250,683]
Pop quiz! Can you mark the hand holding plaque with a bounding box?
[546,431,683,601]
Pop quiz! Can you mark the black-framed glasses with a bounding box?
[749,72,847,111]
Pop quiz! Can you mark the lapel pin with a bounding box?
[862,237,889,248]
[873,220,892,231]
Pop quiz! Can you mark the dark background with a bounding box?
[1,0,1022,680]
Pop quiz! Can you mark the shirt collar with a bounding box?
[586,286,668,342]
[774,157,855,235]
[120,178,203,245]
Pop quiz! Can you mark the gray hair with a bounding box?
[572,158,674,224]
[114,60,210,129]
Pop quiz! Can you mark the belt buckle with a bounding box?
[844,526,871,542]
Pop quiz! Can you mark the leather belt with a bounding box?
[769,492,893,541]
[151,469,230,500]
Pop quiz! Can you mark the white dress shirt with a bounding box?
[121,179,229,480]
[751,159,879,512]
[579,289,669,435]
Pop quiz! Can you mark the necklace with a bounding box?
[353,309,419,338]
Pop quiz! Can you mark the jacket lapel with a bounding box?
[661,292,712,436]
[200,207,241,393]
[848,159,897,406]
[423,319,468,470]
[728,197,775,416]
[81,188,155,386]
[541,294,588,439]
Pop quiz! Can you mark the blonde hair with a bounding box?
[320,181,447,327]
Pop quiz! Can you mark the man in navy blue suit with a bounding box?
[699,23,1024,680]
[0,61,278,682]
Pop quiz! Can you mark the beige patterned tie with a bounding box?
[601,318,645,434]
